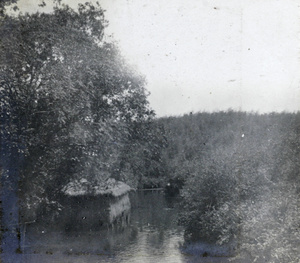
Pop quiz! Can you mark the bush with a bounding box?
[161,111,300,261]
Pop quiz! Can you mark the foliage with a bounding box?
[118,120,168,188]
[160,111,300,262]
[0,2,163,222]
[0,0,18,16]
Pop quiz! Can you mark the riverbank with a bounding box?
[12,191,195,262]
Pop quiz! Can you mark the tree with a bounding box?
[1,2,156,254]
[118,119,167,188]
[160,111,300,261]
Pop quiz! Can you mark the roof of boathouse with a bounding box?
[62,178,132,198]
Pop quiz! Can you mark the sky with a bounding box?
[11,0,300,117]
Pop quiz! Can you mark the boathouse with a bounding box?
[60,178,132,230]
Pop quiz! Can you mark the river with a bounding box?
[18,190,233,263]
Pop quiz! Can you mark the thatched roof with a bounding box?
[62,178,132,197]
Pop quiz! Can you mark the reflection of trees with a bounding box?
[129,191,181,256]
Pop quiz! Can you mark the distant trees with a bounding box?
[2,1,298,260]
[0,2,163,225]
[160,111,300,262]
[119,120,167,188]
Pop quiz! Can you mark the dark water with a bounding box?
[16,191,232,263]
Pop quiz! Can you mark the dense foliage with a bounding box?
[1,2,299,262]
[159,111,300,262]
[0,2,165,223]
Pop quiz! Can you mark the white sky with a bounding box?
[12,0,300,117]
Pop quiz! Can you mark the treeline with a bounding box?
[0,2,166,223]
[1,2,299,261]
[158,111,300,262]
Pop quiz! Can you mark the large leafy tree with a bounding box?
[0,2,157,254]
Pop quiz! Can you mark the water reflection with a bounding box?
[22,190,231,263]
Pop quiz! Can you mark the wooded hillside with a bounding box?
[159,111,300,262]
